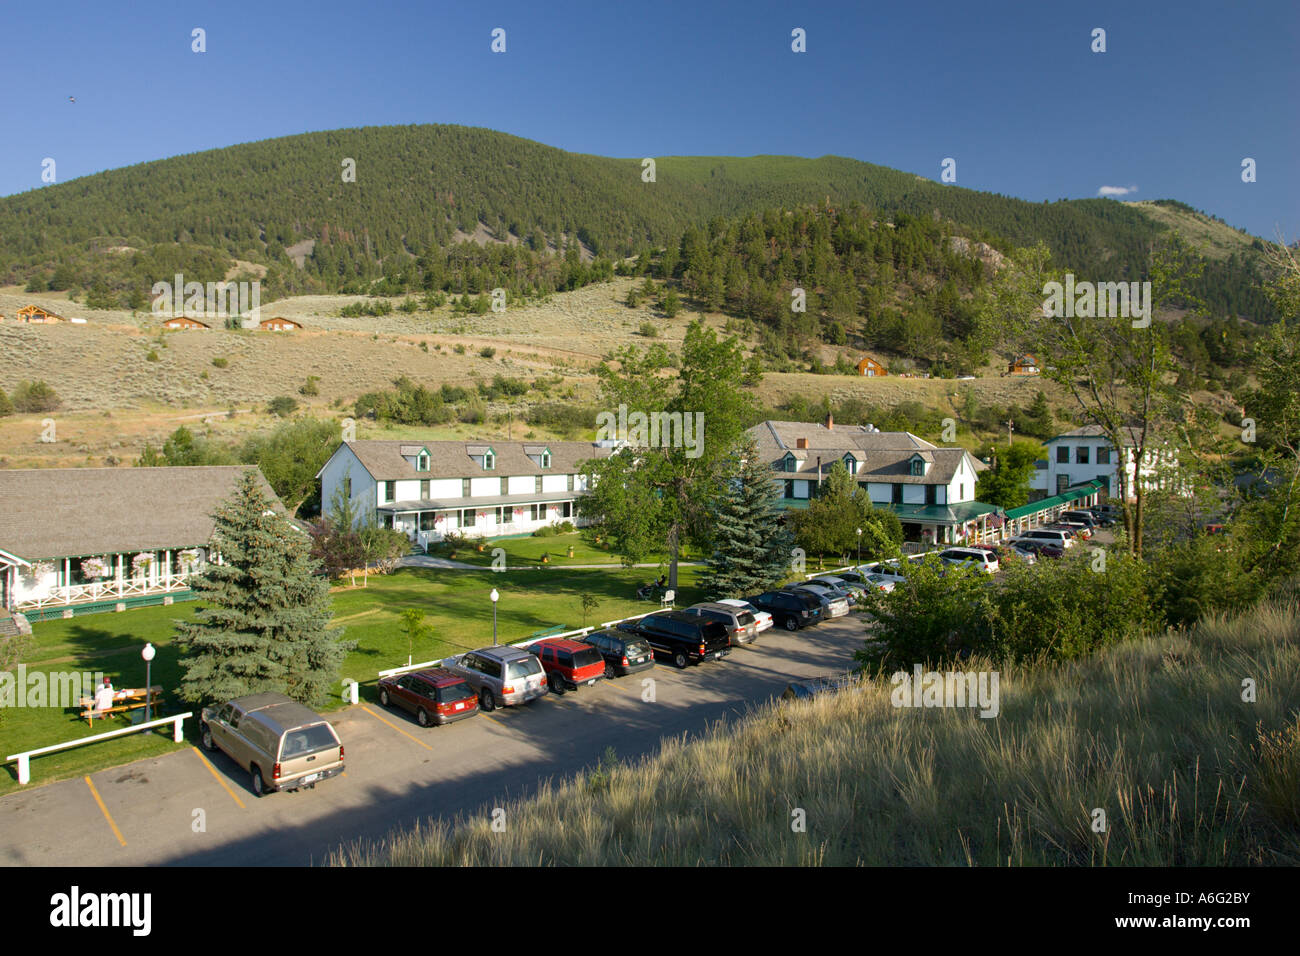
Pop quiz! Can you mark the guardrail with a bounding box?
[6,712,191,785]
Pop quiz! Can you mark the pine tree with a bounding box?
[699,437,794,597]
[178,470,354,707]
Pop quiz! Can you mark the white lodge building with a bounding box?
[0,466,284,619]
[1031,425,1184,499]
[748,417,1000,547]
[316,440,613,548]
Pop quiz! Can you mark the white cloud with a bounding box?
[1097,184,1138,198]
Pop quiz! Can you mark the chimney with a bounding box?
[796,437,808,449]
[826,411,834,431]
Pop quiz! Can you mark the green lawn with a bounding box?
[431,530,693,568]
[1,564,705,795]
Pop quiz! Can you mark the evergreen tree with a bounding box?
[178,470,353,707]
[699,437,795,597]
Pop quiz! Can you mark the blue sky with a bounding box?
[2,0,1296,241]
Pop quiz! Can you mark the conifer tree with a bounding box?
[699,437,795,597]
[178,470,353,707]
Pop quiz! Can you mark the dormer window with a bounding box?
[416,452,430,472]
[842,454,858,475]
[525,444,553,468]
[541,450,551,469]
[782,452,800,473]
[910,458,924,477]
[484,451,495,470]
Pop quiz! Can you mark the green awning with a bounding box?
[1004,479,1106,520]
[776,498,1002,525]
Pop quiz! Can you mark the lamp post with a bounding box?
[856,527,863,567]
[141,643,156,721]
[490,588,499,646]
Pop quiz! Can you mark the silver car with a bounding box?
[684,601,759,645]
[443,645,549,711]
[792,582,851,617]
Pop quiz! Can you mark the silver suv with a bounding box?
[443,645,548,711]
[199,693,344,797]
[683,602,759,645]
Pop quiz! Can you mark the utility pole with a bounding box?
[1005,419,1015,445]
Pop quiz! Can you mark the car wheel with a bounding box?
[784,615,798,631]
[417,707,431,727]
[250,766,266,798]
[199,722,214,751]
[379,688,391,707]
[673,651,689,669]
[479,688,496,712]
[604,662,617,680]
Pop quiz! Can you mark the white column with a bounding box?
[164,550,172,587]
[63,558,70,603]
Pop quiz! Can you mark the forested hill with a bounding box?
[0,124,1273,319]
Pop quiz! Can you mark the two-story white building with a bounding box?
[747,416,1001,546]
[316,440,614,548]
[1038,425,1183,500]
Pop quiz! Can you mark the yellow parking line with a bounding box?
[190,746,246,809]
[84,776,126,847]
[478,711,505,725]
[360,704,433,751]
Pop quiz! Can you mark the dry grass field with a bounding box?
[1,277,1073,467]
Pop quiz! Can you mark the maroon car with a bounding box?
[529,637,606,692]
[377,668,478,727]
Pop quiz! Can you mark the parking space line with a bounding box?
[84,776,126,847]
[190,746,246,809]
[359,704,434,751]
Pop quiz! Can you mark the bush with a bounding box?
[638,321,658,338]
[299,375,320,397]
[557,521,575,533]
[146,350,160,362]
[268,396,299,418]
[532,525,558,538]
[212,357,229,368]
[0,389,13,417]
[10,380,61,413]
[479,346,497,359]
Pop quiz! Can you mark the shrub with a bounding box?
[268,396,299,418]
[0,389,12,417]
[146,350,160,362]
[10,380,61,413]
[557,521,575,533]
[212,357,229,368]
[532,525,557,538]
[638,321,658,338]
[479,346,497,359]
[454,343,467,354]
[299,375,321,397]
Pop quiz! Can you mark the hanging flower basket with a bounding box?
[131,552,154,575]
[178,549,202,572]
[27,561,54,582]
[80,556,110,580]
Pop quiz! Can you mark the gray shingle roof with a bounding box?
[339,440,610,481]
[747,421,983,485]
[0,466,284,562]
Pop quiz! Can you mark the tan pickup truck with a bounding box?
[199,692,344,797]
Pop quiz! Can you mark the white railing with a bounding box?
[376,611,662,680]
[16,574,193,610]
[6,712,191,785]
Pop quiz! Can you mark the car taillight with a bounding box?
[621,656,629,666]
[272,763,281,780]
[503,684,515,694]
[698,643,706,654]
[338,744,344,760]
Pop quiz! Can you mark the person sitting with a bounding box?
[92,678,116,715]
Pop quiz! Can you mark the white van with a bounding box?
[1021,528,1075,548]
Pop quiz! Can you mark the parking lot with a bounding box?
[0,614,867,866]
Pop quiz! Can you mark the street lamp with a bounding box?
[856,527,863,567]
[490,588,499,646]
[141,643,156,721]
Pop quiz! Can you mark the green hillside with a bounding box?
[0,124,1276,323]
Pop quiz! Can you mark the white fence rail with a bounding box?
[17,575,193,610]
[6,712,191,785]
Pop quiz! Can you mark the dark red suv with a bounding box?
[377,667,479,726]
[529,638,606,692]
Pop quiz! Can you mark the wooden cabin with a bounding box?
[258,317,301,332]
[1008,353,1040,376]
[16,305,63,324]
[161,316,210,330]
[856,355,887,377]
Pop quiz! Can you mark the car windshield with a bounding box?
[280,724,337,759]
[435,681,472,703]
[506,659,542,680]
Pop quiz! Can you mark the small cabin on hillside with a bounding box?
[1008,353,1040,376]
[258,317,301,332]
[856,355,887,377]
[161,316,210,330]
[16,305,63,324]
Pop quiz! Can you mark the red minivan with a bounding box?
[377,667,479,727]
[529,638,606,693]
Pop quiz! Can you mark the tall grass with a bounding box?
[332,595,1300,866]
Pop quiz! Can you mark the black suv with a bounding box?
[617,611,731,668]
[746,589,824,631]
[579,629,656,679]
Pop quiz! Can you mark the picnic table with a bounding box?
[78,686,164,724]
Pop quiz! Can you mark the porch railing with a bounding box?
[15,573,194,610]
